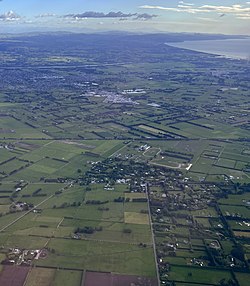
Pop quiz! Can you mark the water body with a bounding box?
[167,38,250,60]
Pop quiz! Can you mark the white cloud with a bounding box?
[139,5,181,12]
[0,10,21,21]
[236,12,250,19]
[179,1,194,6]
[36,13,56,18]
[197,17,221,22]
[199,4,250,13]
[141,3,250,16]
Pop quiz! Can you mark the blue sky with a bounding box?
[0,0,250,34]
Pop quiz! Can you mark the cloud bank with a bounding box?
[141,3,250,19]
[64,11,156,21]
[0,10,21,21]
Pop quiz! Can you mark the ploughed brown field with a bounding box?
[84,271,158,286]
[0,266,29,286]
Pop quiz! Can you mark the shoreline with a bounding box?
[166,38,250,60]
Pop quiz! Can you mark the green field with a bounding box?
[167,265,233,284]
[36,238,156,276]
[0,32,250,286]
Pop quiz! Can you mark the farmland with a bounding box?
[0,32,249,285]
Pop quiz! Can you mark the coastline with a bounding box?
[166,38,250,60]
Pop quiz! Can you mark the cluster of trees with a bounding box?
[123,228,132,234]
[114,197,129,203]
[86,200,109,205]
[98,207,109,211]
[9,163,30,176]
[53,201,81,208]
[75,226,103,234]
[132,198,147,202]
[32,188,43,196]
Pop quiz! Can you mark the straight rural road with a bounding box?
[0,181,73,233]
[0,194,54,233]
[146,183,160,286]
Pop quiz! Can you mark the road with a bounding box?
[0,194,54,233]
[146,183,161,286]
[0,181,73,233]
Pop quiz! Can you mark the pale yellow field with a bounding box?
[138,124,166,135]
[124,212,149,225]
[24,267,55,286]
[234,231,250,238]
[125,193,147,200]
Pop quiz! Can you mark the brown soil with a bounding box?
[0,265,29,286]
[84,271,158,286]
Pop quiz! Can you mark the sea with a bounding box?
[166,38,250,60]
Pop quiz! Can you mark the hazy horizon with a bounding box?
[0,0,250,35]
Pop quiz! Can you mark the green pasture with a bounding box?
[168,265,233,284]
[235,273,250,286]
[194,217,211,228]
[0,117,50,139]
[190,207,218,218]
[215,158,236,169]
[1,233,48,249]
[190,157,214,174]
[61,220,152,244]
[124,202,148,213]
[36,238,156,276]
[85,187,124,202]
[20,183,65,196]
[220,205,250,218]
[52,269,82,286]
[219,193,250,206]
[0,148,16,163]
[0,158,28,174]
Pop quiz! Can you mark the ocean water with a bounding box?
[167,38,250,60]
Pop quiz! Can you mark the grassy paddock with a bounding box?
[52,269,82,286]
[36,238,156,277]
[168,265,232,284]
[25,267,55,286]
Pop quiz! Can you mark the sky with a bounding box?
[0,0,250,35]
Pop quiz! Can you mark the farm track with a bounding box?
[0,194,54,233]
[0,182,73,233]
[28,234,153,246]
[146,184,160,286]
